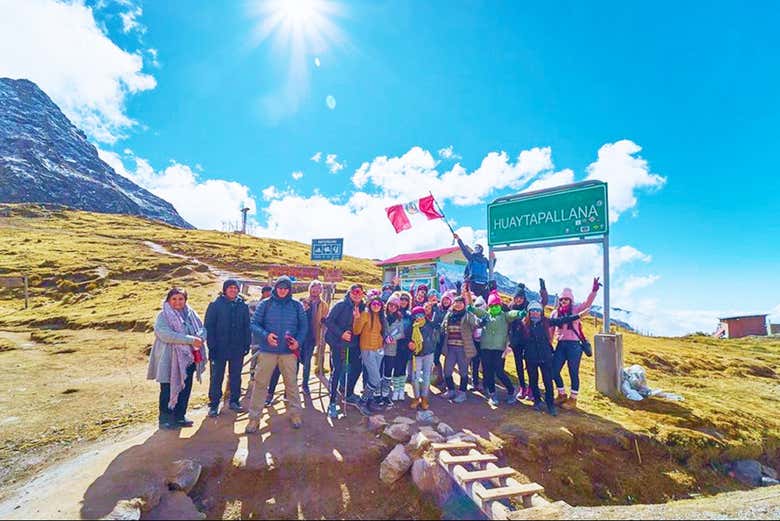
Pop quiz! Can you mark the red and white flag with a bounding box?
[385,195,444,233]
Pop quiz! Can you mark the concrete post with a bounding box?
[595,333,623,397]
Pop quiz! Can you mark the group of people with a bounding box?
[147,235,600,432]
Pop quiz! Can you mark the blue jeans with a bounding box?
[553,340,582,392]
[412,353,434,398]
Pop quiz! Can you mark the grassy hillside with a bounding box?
[0,203,778,505]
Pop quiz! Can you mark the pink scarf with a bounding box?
[162,301,202,410]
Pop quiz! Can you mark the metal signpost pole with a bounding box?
[602,234,610,334]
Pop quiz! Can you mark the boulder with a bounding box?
[437,422,456,437]
[384,422,412,443]
[102,499,143,520]
[367,414,388,433]
[762,464,778,480]
[447,432,478,444]
[411,456,454,502]
[416,410,439,425]
[167,460,202,494]
[418,427,445,444]
[732,460,763,486]
[380,444,413,484]
[144,491,205,520]
[392,416,416,425]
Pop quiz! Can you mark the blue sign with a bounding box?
[311,238,344,261]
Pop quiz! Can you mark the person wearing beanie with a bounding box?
[380,295,405,407]
[246,276,308,432]
[453,233,496,300]
[408,304,438,411]
[522,300,590,416]
[261,285,272,300]
[550,278,601,410]
[323,284,365,418]
[507,279,550,402]
[301,280,330,391]
[465,288,525,407]
[352,294,388,415]
[431,289,455,390]
[414,284,429,305]
[441,295,480,403]
[390,291,413,402]
[205,280,251,417]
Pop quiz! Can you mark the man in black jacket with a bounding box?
[205,279,251,417]
[324,284,365,418]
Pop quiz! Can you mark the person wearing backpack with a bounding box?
[521,301,590,416]
[453,233,496,300]
[508,280,549,401]
[551,278,601,410]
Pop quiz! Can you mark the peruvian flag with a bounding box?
[385,195,444,233]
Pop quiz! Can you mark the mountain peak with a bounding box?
[0,77,192,229]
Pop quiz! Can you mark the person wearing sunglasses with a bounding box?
[324,284,366,417]
[353,294,387,415]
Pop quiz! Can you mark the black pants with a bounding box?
[469,281,490,300]
[481,349,514,396]
[382,354,396,377]
[159,363,195,424]
[510,344,527,389]
[329,342,362,400]
[209,355,245,407]
[470,341,482,387]
[393,343,411,376]
[527,359,554,408]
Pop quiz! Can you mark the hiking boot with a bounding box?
[355,399,372,417]
[245,418,261,434]
[547,404,559,417]
[453,391,467,404]
[175,417,194,428]
[229,402,244,413]
[420,397,430,410]
[442,390,457,400]
[523,387,534,401]
[488,395,500,407]
[345,394,361,407]
[562,396,578,410]
[208,405,220,417]
[158,420,177,430]
[409,398,421,410]
[290,416,303,429]
[533,400,544,412]
[327,403,340,418]
[554,392,569,406]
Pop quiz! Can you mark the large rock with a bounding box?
[392,416,416,425]
[408,430,444,451]
[384,422,412,443]
[418,426,445,444]
[447,432,478,444]
[167,460,202,494]
[416,410,440,426]
[102,499,143,520]
[732,460,763,486]
[411,456,454,502]
[380,444,413,484]
[437,422,456,437]
[145,491,205,520]
[762,464,778,480]
[367,414,388,433]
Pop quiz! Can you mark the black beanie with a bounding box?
[223,279,240,293]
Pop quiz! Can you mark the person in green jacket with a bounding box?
[465,288,526,406]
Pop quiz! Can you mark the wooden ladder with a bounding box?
[433,442,547,520]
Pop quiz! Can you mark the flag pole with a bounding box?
[429,191,455,235]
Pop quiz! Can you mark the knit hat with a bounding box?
[487,290,502,307]
[398,291,412,301]
[417,284,429,293]
[349,283,364,293]
[223,279,240,293]
[427,289,440,299]
[411,306,426,317]
[387,295,401,308]
[474,244,484,254]
[514,283,526,298]
[274,276,292,290]
[441,290,456,304]
[560,288,575,301]
[261,285,272,293]
[309,279,323,290]
[528,300,543,312]
[453,295,466,304]
[366,288,382,300]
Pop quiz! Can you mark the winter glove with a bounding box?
[539,278,546,292]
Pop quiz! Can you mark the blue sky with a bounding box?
[2,0,779,334]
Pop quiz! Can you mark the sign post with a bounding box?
[487,181,621,397]
[311,238,344,262]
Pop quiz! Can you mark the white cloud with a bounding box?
[0,0,156,143]
[326,154,345,174]
[146,48,160,68]
[98,148,258,230]
[311,152,322,163]
[612,274,661,304]
[438,145,461,160]
[119,5,144,34]
[291,171,304,180]
[586,140,666,222]
[352,146,554,206]
[523,168,575,193]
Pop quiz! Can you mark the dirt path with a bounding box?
[143,241,242,282]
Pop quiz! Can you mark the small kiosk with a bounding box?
[377,246,467,292]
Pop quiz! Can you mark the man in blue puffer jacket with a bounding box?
[454,233,496,300]
[246,276,308,432]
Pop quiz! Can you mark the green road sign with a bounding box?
[488,182,608,246]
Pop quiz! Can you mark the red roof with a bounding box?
[377,246,461,266]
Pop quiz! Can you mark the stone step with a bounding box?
[431,441,477,452]
[453,466,517,484]
[439,451,498,466]
[476,483,545,502]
